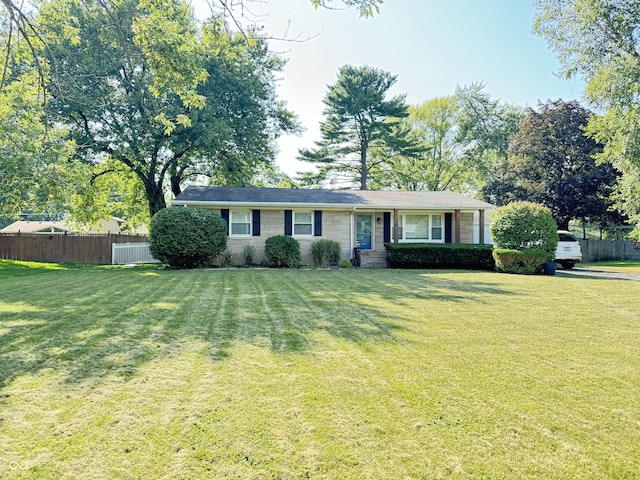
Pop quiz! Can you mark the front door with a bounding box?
[356,214,373,250]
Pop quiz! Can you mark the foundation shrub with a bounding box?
[264,235,301,268]
[310,239,341,267]
[220,250,235,268]
[242,245,256,266]
[385,243,495,270]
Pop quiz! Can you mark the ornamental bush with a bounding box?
[490,201,558,273]
[264,235,301,268]
[149,207,227,269]
[310,239,341,267]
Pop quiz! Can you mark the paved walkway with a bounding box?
[556,267,640,282]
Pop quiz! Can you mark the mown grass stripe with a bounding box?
[1,263,639,478]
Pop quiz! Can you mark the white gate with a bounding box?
[112,242,159,265]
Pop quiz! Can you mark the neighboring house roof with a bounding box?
[0,217,132,234]
[0,221,71,233]
[172,186,495,211]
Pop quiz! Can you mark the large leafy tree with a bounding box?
[298,64,411,190]
[454,83,524,201]
[37,0,296,217]
[0,0,380,221]
[0,68,76,219]
[533,0,640,236]
[381,85,523,196]
[0,0,383,89]
[489,100,618,229]
[382,97,469,192]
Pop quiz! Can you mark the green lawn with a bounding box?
[580,259,640,274]
[1,260,639,479]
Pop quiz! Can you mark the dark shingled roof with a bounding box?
[173,187,495,211]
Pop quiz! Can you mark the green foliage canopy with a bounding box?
[383,97,469,192]
[487,100,618,229]
[533,0,640,237]
[0,71,75,219]
[0,0,384,224]
[378,83,523,196]
[38,1,296,217]
[454,83,524,201]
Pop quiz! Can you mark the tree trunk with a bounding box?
[360,145,367,190]
[145,181,167,217]
[170,174,182,197]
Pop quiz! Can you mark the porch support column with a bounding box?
[454,209,461,244]
[393,209,399,243]
[479,209,485,244]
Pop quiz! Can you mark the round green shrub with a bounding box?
[340,259,354,269]
[490,201,558,263]
[310,239,341,267]
[149,207,227,269]
[264,235,301,268]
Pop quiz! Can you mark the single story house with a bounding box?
[172,186,495,267]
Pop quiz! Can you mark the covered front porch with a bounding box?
[352,208,491,268]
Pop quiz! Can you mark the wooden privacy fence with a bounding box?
[579,239,640,262]
[0,233,149,264]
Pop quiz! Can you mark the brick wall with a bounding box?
[216,209,353,265]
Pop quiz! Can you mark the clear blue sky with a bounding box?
[217,0,586,176]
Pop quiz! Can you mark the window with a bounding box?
[293,211,313,235]
[395,213,444,242]
[405,215,429,240]
[230,210,251,236]
[431,215,443,240]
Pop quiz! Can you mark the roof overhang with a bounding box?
[171,199,491,213]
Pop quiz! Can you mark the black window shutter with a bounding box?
[383,212,391,243]
[314,210,322,237]
[445,213,453,244]
[284,210,293,236]
[221,209,230,228]
[252,210,260,237]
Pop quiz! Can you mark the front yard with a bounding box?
[1,261,639,479]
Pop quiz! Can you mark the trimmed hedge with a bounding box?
[493,248,548,275]
[149,207,228,269]
[385,243,495,270]
[264,235,301,268]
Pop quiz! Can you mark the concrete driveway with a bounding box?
[556,267,640,282]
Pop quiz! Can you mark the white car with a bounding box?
[555,230,582,269]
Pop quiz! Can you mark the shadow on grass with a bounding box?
[0,267,513,388]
